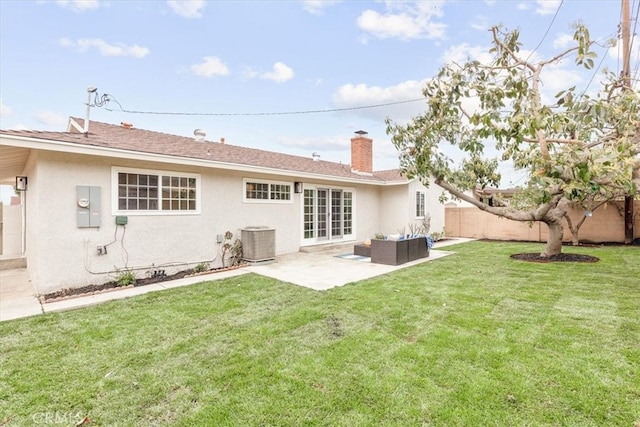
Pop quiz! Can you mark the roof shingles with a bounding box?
[1,118,407,183]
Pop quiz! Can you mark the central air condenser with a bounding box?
[241,226,276,262]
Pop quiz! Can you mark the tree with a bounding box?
[387,25,640,257]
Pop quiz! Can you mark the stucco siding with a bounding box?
[379,185,408,235]
[378,180,445,237]
[29,152,306,293]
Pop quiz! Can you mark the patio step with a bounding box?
[299,241,360,254]
[0,255,27,271]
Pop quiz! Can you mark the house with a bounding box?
[0,117,445,293]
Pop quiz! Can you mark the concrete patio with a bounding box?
[0,238,471,322]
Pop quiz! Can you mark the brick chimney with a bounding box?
[351,130,373,174]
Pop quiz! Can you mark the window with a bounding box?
[244,179,292,203]
[343,191,353,235]
[113,167,200,214]
[304,189,315,239]
[416,191,426,217]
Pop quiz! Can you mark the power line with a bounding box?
[525,0,564,63]
[103,97,425,117]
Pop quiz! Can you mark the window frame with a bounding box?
[415,190,426,218]
[111,167,201,216]
[243,178,293,204]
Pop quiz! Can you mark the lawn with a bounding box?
[1,241,639,426]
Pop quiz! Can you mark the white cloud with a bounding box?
[278,134,347,151]
[34,110,66,127]
[516,3,529,10]
[60,38,149,58]
[166,0,205,19]
[535,0,561,16]
[0,99,12,117]
[55,0,101,12]
[552,33,574,49]
[191,56,230,78]
[302,0,341,15]
[332,79,428,123]
[261,62,294,83]
[357,0,447,41]
[440,43,494,66]
[540,64,583,98]
[244,62,295,83]
[470,15,490,31]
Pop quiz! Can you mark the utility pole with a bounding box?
[622,0,634,244]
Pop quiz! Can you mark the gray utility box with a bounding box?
[241,226,276,262]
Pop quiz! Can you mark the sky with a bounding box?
[0,0,638,204]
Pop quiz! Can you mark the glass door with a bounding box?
[317,188,328,241]
[331,189,343,239]
[302,186,353,244]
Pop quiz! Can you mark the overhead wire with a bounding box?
[102,97,426,117]
[524,0,564,63]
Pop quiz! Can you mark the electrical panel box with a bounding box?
[76,186,101,228]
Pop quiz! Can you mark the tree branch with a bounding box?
[434,177,561,222]
[522,137,585,145]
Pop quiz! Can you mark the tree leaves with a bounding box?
[386,23,639,246]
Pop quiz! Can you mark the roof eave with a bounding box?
[0,133,399,186]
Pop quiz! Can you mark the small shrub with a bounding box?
[430,228,449,242]
[194,262,209,273]
[116,269,136,287]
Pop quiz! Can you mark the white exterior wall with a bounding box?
[1,204,22,255]
[379,185,408,235]
[28,152,311,293]
[26,151,396,293]
[378,179,445,237]
[410,179,446,234]
[351,184,380,242]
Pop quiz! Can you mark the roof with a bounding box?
[0,117,409,185]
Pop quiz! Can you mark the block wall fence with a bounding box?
[445,201,640,243]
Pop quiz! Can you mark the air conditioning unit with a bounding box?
[241,226,276,262]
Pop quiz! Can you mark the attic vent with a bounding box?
[194,129,206,142]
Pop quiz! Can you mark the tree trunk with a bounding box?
[542,220,564,257]
[624,196,634,244]
[563,213,579,245]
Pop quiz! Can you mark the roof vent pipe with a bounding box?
[194,129,206,142]
[312,152,321,161]
[84,86,97,135]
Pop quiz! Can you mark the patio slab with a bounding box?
[247,238,469,290]
[0,238,471,321]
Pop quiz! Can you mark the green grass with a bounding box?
[1,241,639,426]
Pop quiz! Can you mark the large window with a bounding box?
[416,191,426,218]
[112,167,200,214]
[244,179,292,203]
